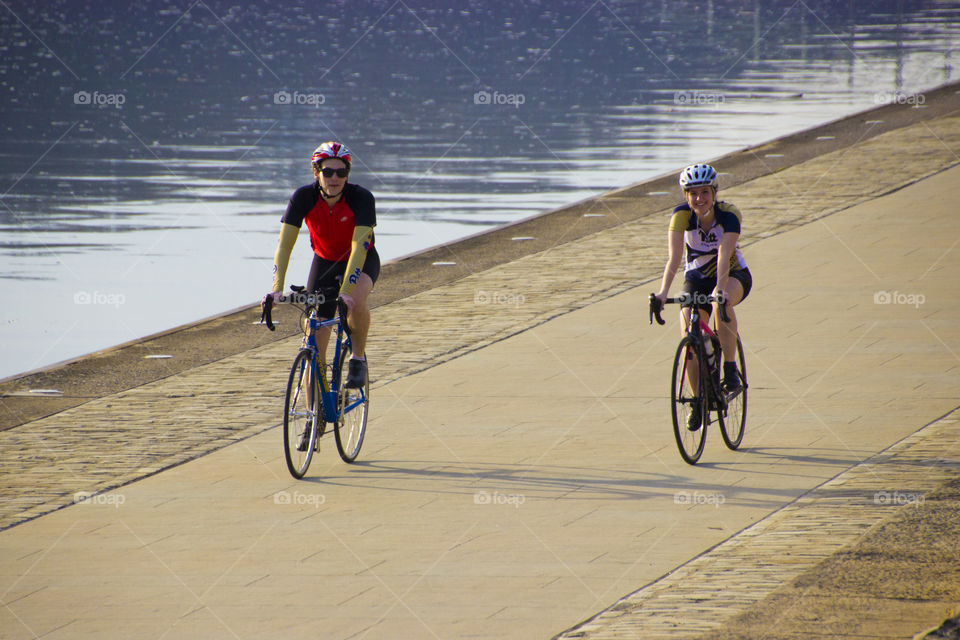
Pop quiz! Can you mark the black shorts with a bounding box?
[305,247,380,318]
[682,268,752,316]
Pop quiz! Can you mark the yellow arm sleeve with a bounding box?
[271,223,299,293]
[338,225,374,298]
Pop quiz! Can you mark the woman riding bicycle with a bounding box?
[652,163,752,410]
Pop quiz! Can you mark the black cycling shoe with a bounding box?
[687,404,703,431]
[723,373,743,394]
[723,363,742,393]
[345,358,367,389]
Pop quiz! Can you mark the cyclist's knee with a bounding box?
[716,288,743,323]
[354,274,373,295]
[726,280,745,307]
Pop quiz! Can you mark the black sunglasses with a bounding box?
[317,167,349,178]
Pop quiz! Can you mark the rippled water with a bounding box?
[1,0,958,378]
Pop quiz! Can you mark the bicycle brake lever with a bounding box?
[717,294,730,324]
[336,297,351,337]
[649,293,666,326]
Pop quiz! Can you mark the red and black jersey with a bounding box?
[281,182,376,262]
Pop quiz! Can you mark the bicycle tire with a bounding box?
[334,340,368,463]
[283,349,320,479]
[671,336,708,465]
[719,337,747,450]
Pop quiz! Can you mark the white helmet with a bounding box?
[679,163,718,189]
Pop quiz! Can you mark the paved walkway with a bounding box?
[1,107,959,638]
[557,409,960,639]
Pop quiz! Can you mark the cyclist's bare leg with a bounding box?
[714,279,745,364]
[316,325,333,370]
[347,274,374,359]
[681,306,701,393]
[300,317,333,418]
[299,314,333,371]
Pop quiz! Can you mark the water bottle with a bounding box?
[703,335,715,370]
[700,319,718,372]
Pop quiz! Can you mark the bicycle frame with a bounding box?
[689,308,725,404]
[651,293,728,407]
[650,292,747,462]
[301,308,357,424]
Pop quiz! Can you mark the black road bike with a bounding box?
[650,293,747,464]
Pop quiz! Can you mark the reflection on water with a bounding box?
[1,0,958,377]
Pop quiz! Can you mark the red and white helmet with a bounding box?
[311,141,352,167]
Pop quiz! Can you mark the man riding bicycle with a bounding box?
[263,141,378,389]
[652,163,752,425]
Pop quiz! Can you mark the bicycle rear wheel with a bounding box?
[334,342,368,463]
[719,337,747,450]
[284,349,320,479]
[671,336,708,465]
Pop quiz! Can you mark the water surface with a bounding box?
[1,0,958,378]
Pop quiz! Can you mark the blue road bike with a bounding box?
[262,286,369,478]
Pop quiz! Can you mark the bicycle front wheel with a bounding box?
[671,336,707,465]
[334,346,368,463]
[719,337,747,450]
[284,349,320,479]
